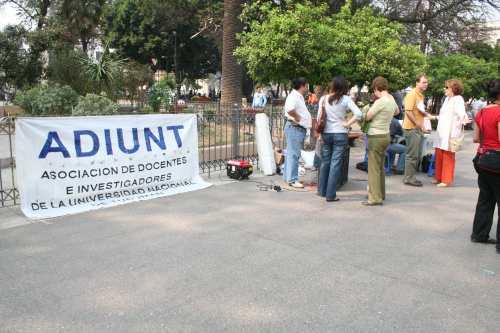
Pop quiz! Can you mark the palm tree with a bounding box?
[79,42,125,99]
[220,0,243,108]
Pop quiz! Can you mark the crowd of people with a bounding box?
[281,75,500,254]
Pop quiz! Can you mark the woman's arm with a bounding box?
[347,97,363,120]
[455,96,469,123]
[394,106,400,116]
[343,115,358,128]
[316,96,325,121]
[473,125,480,143]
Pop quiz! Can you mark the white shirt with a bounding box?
[317,95,362,133]
[436,95,467,151]
[284,89,312,129]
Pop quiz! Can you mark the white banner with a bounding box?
[15,114,210,219]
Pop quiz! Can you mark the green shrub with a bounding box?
[141,105,154,113]
[72,94,119,116]
[148,77,175,112]
[14,84,79,115]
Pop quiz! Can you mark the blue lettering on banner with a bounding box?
[38,131,70,158]
[104,129,113,155]
[74,130,100,157]
[117,128,140,154]
[38,126,185,159]
[144,127,166,152]
[167,125,184,148]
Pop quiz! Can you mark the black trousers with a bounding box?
[472,171,500,249]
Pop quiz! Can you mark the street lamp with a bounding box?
[173,30,179,103]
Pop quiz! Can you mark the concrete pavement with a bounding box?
[0,133,499,332]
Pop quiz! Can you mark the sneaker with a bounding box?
[404,180,423,187]
[289,182,304,189]
[437,183,449,188]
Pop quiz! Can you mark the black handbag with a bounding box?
[474,150,500,174]
[473,109,500,174]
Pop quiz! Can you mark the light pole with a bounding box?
[173,30,179,105]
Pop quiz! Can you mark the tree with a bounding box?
[221,0,243,106]
[236,2,426,90]
[118,60,153,107]
[374,0,499,53]
[105,0,220,82]
[47,46,92,95]
[330,3,426,89]
[236,4,336,86]
[56,0,107,53]
[0,25,42,96]
[461,41,500,63]
[427,53,499,101]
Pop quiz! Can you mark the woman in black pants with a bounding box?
[471,79,500,254]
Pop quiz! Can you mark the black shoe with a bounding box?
[326,197,340,202]
[362,201,383,206]
[404,180,423,187]
[471,237,497,244]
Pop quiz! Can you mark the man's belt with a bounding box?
[287,120,306,130]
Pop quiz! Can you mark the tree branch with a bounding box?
[1,0,37,20]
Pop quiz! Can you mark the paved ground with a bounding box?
[1,133,499,332]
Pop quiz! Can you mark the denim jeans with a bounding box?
[387,143,407,173]
[318,133,348,200]
[283,122,306,183]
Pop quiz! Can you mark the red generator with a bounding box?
[226,160,253,180]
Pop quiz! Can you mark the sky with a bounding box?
[1,2,500,30]
[0,3,20,29]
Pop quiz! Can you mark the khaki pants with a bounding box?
[403,129,423,183]
[368,134,390,203]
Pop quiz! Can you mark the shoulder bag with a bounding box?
[449,124,465,153]
[315,96,328,135]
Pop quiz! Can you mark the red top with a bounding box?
[476,105,500,151]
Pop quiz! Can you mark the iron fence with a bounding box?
[0,106,290,208]
[0,117,18,207]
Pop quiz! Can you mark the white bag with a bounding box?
[449,125,465,153]
[301,150,316,169]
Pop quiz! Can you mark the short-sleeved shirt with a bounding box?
[402,88,425,130]
[368,95,399,136]
[317,95,362,134]
[475,105,500,151]
[284,89,312,129]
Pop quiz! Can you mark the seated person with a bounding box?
[385,118,406,175]
[252,86,268,109]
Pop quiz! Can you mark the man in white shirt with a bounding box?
[283,77,312,188]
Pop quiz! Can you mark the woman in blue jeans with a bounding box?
[317,76,362,201]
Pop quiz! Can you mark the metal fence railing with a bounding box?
[0,117,18,207]
[0,106,290,208]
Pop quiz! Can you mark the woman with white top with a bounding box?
[317,76,362,201]
[434,79,469,187]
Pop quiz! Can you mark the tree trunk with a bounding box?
[221,0,243,108]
